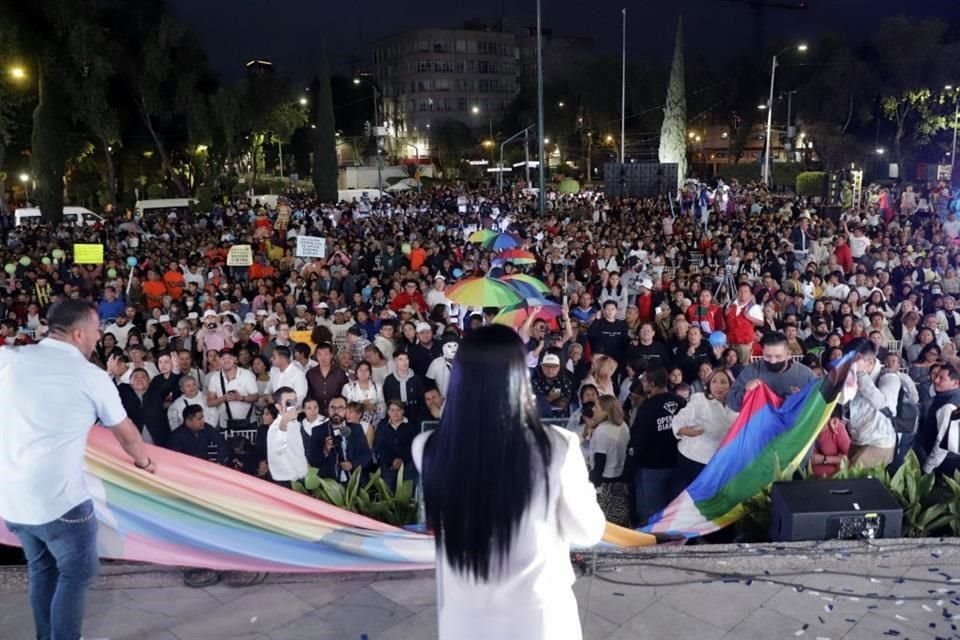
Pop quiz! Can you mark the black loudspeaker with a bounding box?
[769,478,902,542]
[603,162,678,198]
[818,205,843,223]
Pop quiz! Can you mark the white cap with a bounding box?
[640,278,654,290]
[415,322,432,333]
[243,313,256,324]
[434,274,446,281]
[335,307,349,314]
[158,315,171,323]
[202,309,217,319]
[187,312,199,320]
[256,309,268,316]
[542,354,561,366]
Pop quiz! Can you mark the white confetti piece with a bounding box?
[794,630,805,637]
[895,600,904,605]
[937,600,944,606]
[922,605,933,612]
[250,617,258,623]
[870,578,882,583]
[848,597,859,602]
[816,637,832,640]
[809,590,821,596]
[894,614,908,621]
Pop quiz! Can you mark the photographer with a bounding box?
[309,396,372,484]
[265,386,307,487]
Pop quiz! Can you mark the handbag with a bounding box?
[221,371,255,431]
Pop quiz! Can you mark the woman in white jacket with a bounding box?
[413,325,605,640]
[671,368,738,487]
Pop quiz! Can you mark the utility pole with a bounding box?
[536,0,546,216]
[524,128,531,185]
[620,8,626,165]
[586,132,593,184]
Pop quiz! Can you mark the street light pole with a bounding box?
[762,53,777,187]
[620,8,626,165]
[762,44,806,185]
[951,91,959,183]
[536,0,546,216]
[499,125,535,193]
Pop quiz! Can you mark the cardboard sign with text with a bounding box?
[226,245,253,267]
[74,244,104,264]
[295,236,326,258]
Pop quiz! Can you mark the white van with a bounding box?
[135,198,197,217]
[14,207,105,227]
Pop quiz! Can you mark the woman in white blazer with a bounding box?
[413,325,605,640]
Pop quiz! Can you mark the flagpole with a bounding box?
[620,8,626,164]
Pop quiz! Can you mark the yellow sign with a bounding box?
[226,244,253,267]
[74,244,104,264]
[289,329,316,355]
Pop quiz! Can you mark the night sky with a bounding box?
[169,0,960,80]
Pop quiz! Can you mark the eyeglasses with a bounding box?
[328,405,347,412]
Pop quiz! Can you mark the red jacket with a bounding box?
[636,293,654,323]
[686,304,724,333]
[725,301,758,345]
[390,291,427,313]
[834,243,853,274]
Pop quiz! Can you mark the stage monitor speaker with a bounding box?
[819,205,843,223]
[769,478,902,542]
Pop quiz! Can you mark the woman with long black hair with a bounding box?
[413,325,605,640]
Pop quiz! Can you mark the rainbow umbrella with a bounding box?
[467,228,497,244]
[500,273,550,297]
[496,249,537,265]
[493,300,564,329]
[482,233,522,251]
[444,276,525,307]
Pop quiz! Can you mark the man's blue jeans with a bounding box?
[632,467,681,527]
[6,500,99,640]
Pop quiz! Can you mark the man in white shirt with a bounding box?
[846,341,898,468]
[944,211,960,240]
[167,375,219,430]
[266,386,309,485]
[269,344,309,405]
[426,339,459,397]
[206,349,259,428]
[425,275,452,312]
[104,308,136,349]
[0,300,155,640]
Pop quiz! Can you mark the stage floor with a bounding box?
[2,539,960,639]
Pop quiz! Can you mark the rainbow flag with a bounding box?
[1,427,654,572]
[644,353,855,538]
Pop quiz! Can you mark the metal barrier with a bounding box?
[225,428,258,444]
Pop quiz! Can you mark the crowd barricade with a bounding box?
[886,340,902,356]
[750,355,805,363]
[226,428,259,445]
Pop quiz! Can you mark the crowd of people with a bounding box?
[3,176,960,527]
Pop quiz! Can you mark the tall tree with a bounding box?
[658,16,687,188]
[872,17,959,177]
[311,51,338,202]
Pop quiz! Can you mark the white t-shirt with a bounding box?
[1,340,128,524]
[208,367,259,425]
[849,234,870,258]
[589,421,630,479]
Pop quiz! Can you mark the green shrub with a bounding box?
[294,465,417,527]
[796,171,827,198]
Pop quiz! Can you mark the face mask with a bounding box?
[764,360,787,373]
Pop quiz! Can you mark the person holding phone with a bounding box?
[265,387,307,487]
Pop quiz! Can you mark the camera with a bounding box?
[284,399,297,409]
[207,323,217,331]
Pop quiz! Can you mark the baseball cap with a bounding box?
[542,354,561,366]
[203,309,217,319]
[640,278,654,290]
[317,302,329,309]
[243,313,256,324]
[415,322,432,333]
[187,312,199,320]
[434,274,446,281]
[158,314,171,323]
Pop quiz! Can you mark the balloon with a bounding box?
[126,256,138,267]
[52,249,65,260]
[452,268,464,278]
[401,242,411,255]
[3,264,14,274]
[19,256,31,266]
[709,331,727,348]
[41,257,51,265]
[107,268,117,278]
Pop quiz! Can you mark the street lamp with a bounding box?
[876,148,885,155]
[471,105,480,115]
[558,101,565,108]
[762,43,807,186]
[19,173,29,201]
[757,104,767,110]
[604,134,614,144]
[354,76,383,191]
[8,66,26,81]
[544,137,550,144]
[298,97,308,106]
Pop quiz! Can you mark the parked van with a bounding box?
[14,207,105,227]
[134,198,197,217]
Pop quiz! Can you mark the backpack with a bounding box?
[881,376,920,435]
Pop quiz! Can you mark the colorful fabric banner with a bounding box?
[643,354,855,538]
[1,428,654,572]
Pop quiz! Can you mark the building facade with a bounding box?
[371,21,592,159]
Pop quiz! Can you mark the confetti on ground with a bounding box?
[923,604,933,612]
[250,617,257,623]
[824,604,834,612]
[894,614,909,621]
[870,578,883,583]
[895,600,904,605]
